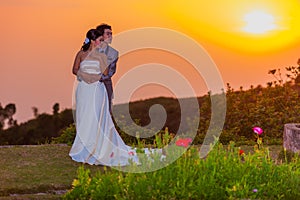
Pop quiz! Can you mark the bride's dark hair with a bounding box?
[81,29,101,51]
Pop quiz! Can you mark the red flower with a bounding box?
[175,138,193,148]
[128,151,134,156]
[239,149,245,156]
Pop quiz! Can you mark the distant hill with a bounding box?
[1,81,300,145]
[112,96,202,134]
[0,96,204,145]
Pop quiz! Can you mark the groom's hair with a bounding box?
[96,23,112,36]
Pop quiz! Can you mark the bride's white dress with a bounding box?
[69,59,140,166]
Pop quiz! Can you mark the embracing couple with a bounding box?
[69,24,162,166]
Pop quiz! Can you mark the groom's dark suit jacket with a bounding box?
[101,46,119,113]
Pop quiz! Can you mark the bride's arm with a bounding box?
[79,71,101,83]
[85,67,107,83]
[72,51,81,75]
[72,51,89,82]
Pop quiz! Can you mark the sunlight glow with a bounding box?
[243,11,277,34]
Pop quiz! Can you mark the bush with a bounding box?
[51,123,76,146]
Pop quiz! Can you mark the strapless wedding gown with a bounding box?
[69,60,139,166]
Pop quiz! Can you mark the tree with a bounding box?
[53,103,60,115]
[0,103,16,130]
[32,107,39,118]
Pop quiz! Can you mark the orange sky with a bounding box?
[1,0,300,123]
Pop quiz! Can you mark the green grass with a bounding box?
[64,144,300,199]
[0,144,103,199]
[0,144,285,199]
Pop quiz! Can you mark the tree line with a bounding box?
[0,103,73,145]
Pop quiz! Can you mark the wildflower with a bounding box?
[72,179,79,188]
[252,126,263,135]
[232,185,237,192]
[239,149,245,156]
[175,138,192,148]
[253,127,264,149]
[239,149,245,161]
[128,151,134,156]
[252,188,258,193]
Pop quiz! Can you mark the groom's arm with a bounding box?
[101,56,119,81]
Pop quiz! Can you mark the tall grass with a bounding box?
[63,142,300,199]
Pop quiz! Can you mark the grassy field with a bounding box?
[0,144,283,200]
[0,144,104,200]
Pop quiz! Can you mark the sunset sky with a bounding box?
[1,0,300,124]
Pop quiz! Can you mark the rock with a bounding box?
[283,123,300,154]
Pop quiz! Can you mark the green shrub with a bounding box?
[51,123,76,146]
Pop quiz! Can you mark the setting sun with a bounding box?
[243,10,276,34]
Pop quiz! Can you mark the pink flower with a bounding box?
[128,151,134,156]
[175,138,193,148]
[252,127,263,135]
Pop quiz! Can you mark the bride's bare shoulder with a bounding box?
[76,50,86,56]
[75,50,88,61]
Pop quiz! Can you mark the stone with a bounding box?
[283,123,300,154]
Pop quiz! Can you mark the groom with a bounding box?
[96,23,119,115]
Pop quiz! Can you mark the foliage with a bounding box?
[63,142,300,199]
[0,103,17,130]
[277,148,300,163]
[51,123,76,146]
[52,103,60,115]
[113,97,183,134]
[32,106,39,118]
[114,73,300,145]
[220,61,300,144]
[0,109,73,145]
[2,81,299,146]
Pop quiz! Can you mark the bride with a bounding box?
[69,29,141,166]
